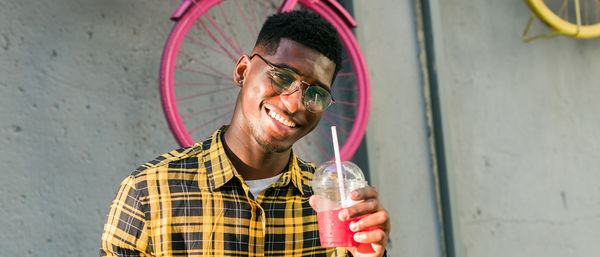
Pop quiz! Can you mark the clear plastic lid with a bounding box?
[311,161,366,188]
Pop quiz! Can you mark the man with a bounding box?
[101,10,390,257]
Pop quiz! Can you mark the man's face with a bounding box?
[233,38,336,153]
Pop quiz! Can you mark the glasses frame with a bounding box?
[250,53,335,113]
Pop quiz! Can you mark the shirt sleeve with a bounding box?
[100,175,152,257]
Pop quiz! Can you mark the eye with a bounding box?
[304,86,331,112]
[309,90,326,103]
[271,69,296,88]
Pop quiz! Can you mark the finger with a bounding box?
[350,186,379,201]
[349,210,390,232]
[344,198,380,219]
[308,195,318,210]
[353,228,387,245]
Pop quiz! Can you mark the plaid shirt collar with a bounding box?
[198,126,311,196]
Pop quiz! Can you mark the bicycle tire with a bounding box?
[160,0,370,164]
[526,0,600,38]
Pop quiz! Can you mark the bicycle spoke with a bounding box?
[336,72,354,77]
[295,141,315,164]
[195,18,239,61]
[161,0,371,161]
[321,115,349,136]
[585,0,589,25]
[551,0,600,25]
[203,14,244,56]
[182,103,236,119]
[594,0,600,23]
[307,134,332,160]
[189,110,235,134]
[324,111,355,122]
[176,86,238,102]
[218,4,244,54]
[175,66,231,81]
[179,51,232,78]
[332,100,358,107]
[316,127,333,142]
[263,0,268,21]
[560,0,569,20]
[248,0,260,35]
[332,87,358,91]
[185,35,234,61]
[175,82,235,86]
[234,0,258,39]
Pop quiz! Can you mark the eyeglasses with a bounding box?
[250,54,335,113]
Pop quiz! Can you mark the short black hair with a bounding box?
[254,10,343,80]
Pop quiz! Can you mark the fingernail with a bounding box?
[338,209,348,221]
[353,233,364,242]
[349,221,359,232]
[352,191,359,198]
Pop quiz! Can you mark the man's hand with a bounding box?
[309,186,391,257]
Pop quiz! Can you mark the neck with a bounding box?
[222,128,291,180]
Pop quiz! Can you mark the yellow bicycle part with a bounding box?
[524,0,600,40]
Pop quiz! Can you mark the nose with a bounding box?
[280,84,305,113]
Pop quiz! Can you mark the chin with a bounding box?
[254,136,293,153]
[249,122,297,153]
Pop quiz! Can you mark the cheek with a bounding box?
[241,81,267,106]
[246,76,274,98]
[305,113,322,130]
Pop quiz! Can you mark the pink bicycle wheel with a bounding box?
[160,0,370,164]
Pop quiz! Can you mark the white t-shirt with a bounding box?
[245,173,284,198]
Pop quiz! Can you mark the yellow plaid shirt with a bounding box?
[100,126,351,256]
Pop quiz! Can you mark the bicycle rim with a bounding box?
[526,0,600,38]
[160,0,370,164]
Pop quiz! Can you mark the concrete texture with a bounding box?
[353,1,443,257]
[428,0,600,256]
[1,0,437,256]
[0,0,178,256]
[3,0,598,256]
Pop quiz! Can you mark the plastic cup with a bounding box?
[311,161,368,247]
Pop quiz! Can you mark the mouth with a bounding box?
[267,108,297,128]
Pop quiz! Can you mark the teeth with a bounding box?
[268,110,296,128]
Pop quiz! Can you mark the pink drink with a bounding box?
[317,208,358,247]
[312,161,368,248]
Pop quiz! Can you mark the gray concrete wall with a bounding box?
[2,0,430,256]
[1,0,438,256]
[3,0,599,256]
[0,0,177,255]
[353,1,443,257]
[428,0,600,256]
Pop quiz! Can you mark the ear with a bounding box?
[233,55,250,87]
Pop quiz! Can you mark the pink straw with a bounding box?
[331,126,347,207]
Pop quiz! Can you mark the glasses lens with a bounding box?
[304,86,331,113]
[270,69,296,93]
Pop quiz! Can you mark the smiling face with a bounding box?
[230,38,336,153]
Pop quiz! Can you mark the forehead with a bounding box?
[257,38,336,87]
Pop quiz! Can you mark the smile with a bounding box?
[268,109,297,128]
